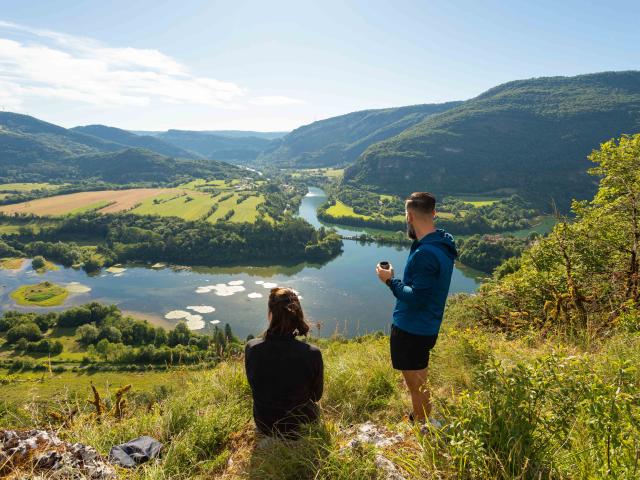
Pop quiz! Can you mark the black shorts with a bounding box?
[390,324,438,370]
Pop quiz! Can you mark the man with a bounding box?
[375,192,457,425]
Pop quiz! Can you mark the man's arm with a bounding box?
[388,250,439,307]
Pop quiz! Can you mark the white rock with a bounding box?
[228,280,245,286]
[187,305,216,313]
[262,282,278,289]
[247,292,263,299]
[210,320,221,325]
[255,280,264,284]
[164,310,190,320]
[106,266,126,274]
[66,283,91,293]
[185,314,205,330]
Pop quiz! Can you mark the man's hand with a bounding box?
[376,263,394,284]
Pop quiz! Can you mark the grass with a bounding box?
[0,181,267,224]
[68,200,114,215]
[454,195,502,207]
[0,182,59,193]
[132,191,217,220]
[325,200,405,223]
[230,195,265,223]
[9,281,69,307]
[179,179,241,191]
[325,201,372,220]
[2,302,640,479]
[0,369,181,406]
[509,215,557,237]
[0,188,175,216]
[291,168,344,179]
[0,257,27,270]
[4,309,637,478]
[0,219,56,234]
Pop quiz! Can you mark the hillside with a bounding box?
[71,125,199,159]
[0,113,246,183]
[257,102,462,168]
[133,129,287,140]
[72,148,245,183]
[2,136,639,478]
[154,130,275,164]
[344,71,640,208]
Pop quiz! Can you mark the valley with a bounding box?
[1,69,640,479]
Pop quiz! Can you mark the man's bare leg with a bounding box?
[401,369,430,421]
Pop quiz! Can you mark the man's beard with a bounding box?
[407,222,417,240]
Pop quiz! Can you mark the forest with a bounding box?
[0,211,343,270]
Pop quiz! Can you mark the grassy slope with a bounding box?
[132,191,217,221]
[3,298,636,478]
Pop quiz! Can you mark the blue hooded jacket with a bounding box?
[389,229,458,336]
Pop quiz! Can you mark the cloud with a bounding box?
[249,95,306,106]
[0,21,245,109]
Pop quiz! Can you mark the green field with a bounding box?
[455,195,502,207]
[178,178,242,190]
[228,194,266,222]
[0,182,60,193]
[0,178,267,224]
[68,200,114,215]
[326,200,404,222]
[0,368,182,405]
[10,282,69,307]
[131,191,217,220]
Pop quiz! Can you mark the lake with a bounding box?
[0,187,481,338]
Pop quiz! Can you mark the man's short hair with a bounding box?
[405,192,436,215]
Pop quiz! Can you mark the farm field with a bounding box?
[0,180,268,224]
[0,182,61,193]
[325,200,404,221]
[131,190,217,220]
[206,192,266,223]
[0,188,175,216]
[454,195,502,207]
[290,167,344,179]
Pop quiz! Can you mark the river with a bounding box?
[0,187,481,338]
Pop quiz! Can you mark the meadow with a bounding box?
[2,299,638,479]
[0,179,268,224]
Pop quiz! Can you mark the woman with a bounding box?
[245,287,324,437]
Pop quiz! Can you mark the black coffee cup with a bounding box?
[379,261,390,270]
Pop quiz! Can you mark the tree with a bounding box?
[99,326,122,343]
[588,134,640,304]
[168,322,191,347]
[6,322,43,344]
[95,338,111,360]
[31,255,46,270]
[77,324,99,345]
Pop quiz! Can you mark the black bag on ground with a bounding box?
[109,436,163,467]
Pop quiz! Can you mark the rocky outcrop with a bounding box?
[0,429,115,479]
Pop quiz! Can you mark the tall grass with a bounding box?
[5,316,640,478]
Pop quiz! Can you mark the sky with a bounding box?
[0,0,639,132]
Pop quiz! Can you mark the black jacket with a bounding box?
[245,332,323,436]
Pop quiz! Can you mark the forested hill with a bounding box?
[71,124,198,159]
[0,112,122,156]
[257,102,462,168]
[152,130,275,164]
[344,71,640,209]
[0,113,246,183]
